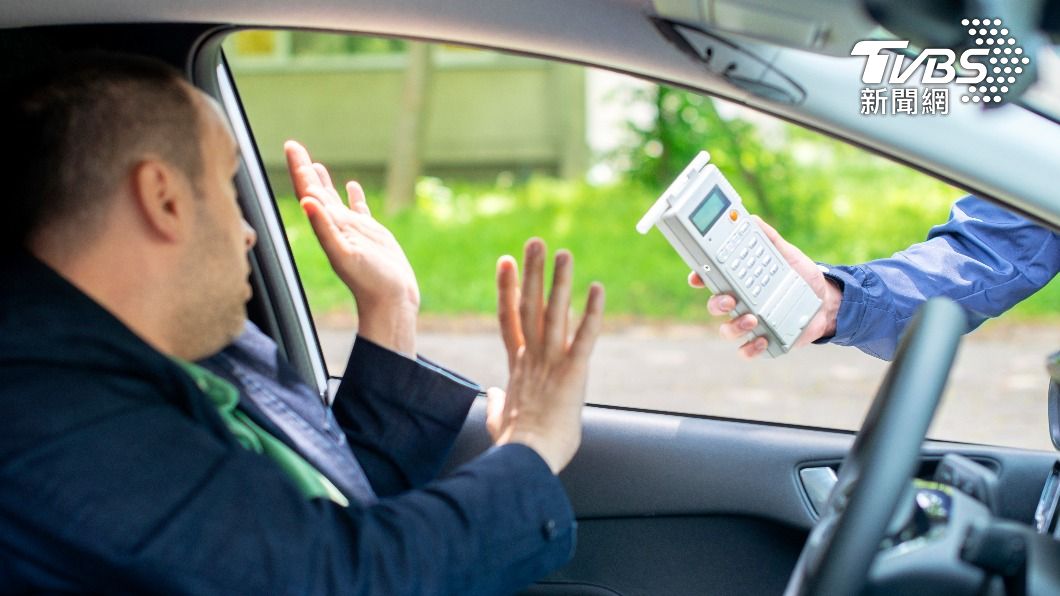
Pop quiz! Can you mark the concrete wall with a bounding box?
[228,51,588,190]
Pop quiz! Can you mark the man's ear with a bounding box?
[130,158,192,243]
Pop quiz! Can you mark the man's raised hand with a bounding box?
[486,238,605,474]
[284,140,419,357]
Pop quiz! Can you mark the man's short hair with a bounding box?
[1,52,203,253]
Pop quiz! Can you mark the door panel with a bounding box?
[445,401,1058,595]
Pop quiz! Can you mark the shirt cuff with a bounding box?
[814,265,870,348]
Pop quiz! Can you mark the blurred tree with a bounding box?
[385,43,434,214]
[621,85,832,242]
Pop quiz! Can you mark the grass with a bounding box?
[275,167,1059,324]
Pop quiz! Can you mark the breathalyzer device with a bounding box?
[636,151,821,357]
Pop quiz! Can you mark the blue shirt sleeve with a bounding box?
[821,196,1059,360]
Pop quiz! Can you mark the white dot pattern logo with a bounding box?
[960,17,1031,104]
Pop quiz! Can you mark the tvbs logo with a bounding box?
[853,40,990,85]
[852,18,1031,111]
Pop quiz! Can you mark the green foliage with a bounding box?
[618,86,969,254]
[276,173,1059,322]
[621,86,824,239]
[276,85,1057,322]
[276,178,715,319]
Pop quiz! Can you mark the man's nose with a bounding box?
[243,219,257,250]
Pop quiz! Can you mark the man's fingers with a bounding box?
[719,314,757,340]
[313,164,345,206]
[346,181,371,215]
[707,294,736,316]
[496,255,524,368]
[312,163,334,190]
[751,215,792,253]
[543,250,573,353]
[284,140,320,198]
[308,163,345,207]
[519,238,546,352]
[300,197,343,256]
[569,282,605,362]
[688,271,707,288]
[738,336,769,359]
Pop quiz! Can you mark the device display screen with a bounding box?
[689,186,730,235]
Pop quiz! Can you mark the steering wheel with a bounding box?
[784,297,968,596]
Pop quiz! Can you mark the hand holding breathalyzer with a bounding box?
[638,151,832,358]
[689,216,843,359]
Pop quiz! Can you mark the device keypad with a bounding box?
[717,221,751,263]
[720,225,779,304]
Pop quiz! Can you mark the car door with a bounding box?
[211,28,1060,596]
[22,21,1058,596]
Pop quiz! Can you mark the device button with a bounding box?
[760,274,771,287]
[751,286,762,297]
[743,272,755,286]
[753,265,764,277]
[768,262,779,275]
[730,258,742,270]
[738,247,749,258]
[754,245,765,258]
[748,238,759,249]
[763,256,773,268]
[718,249,730,263]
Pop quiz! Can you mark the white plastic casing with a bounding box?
[638,151,822,357]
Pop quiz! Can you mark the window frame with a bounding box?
[197,27,1059,450]
[193,31,331,399]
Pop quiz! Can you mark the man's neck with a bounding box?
[32,239,184,359]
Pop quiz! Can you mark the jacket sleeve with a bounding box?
[0,372,573,596]
[332,336,481,496]
[820,195,1060,360]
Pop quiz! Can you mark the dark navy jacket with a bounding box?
[0,253,575,595]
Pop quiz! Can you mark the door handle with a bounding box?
[799,466,838,516]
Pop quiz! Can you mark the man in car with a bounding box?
[194,140,481,505]
[0,52,604,594]
[697,195,1059,359]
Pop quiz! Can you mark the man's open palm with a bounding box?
[284,140,420,355]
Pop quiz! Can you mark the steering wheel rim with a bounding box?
[785,297,968,596]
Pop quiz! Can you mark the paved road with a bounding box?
[318,321,1059,452]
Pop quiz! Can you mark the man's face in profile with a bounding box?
[176,88,257,358]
